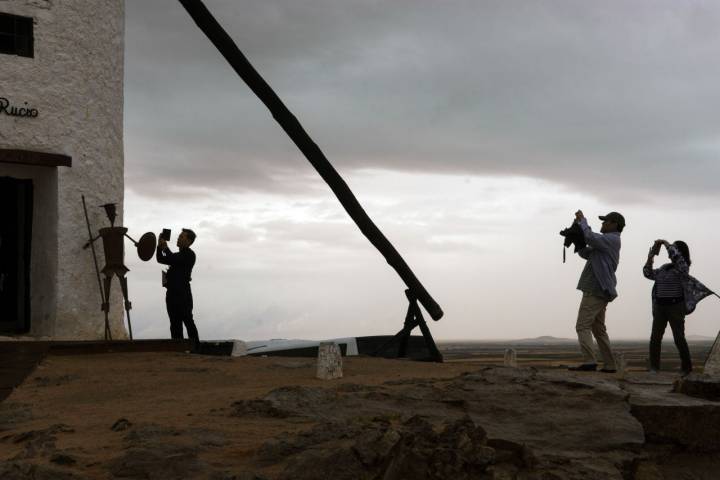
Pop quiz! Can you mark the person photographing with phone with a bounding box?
[644,239,701,375]
[156,228,200,347]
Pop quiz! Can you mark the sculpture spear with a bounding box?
[177,0,443,320]
[81,194,111,339]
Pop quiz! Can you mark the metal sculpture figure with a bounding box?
[83,200,156,340]
[176,0,444,360]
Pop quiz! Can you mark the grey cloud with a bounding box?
[200,218,366,254]
[125,0,720,200]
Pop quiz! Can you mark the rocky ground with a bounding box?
[0,353,719,479]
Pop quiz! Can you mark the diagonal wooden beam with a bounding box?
[177,0,443,320]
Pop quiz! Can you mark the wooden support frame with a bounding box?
[372,290,443,362]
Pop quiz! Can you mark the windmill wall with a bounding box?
[0,1,127,339]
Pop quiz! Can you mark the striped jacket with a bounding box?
[643,244,715,314]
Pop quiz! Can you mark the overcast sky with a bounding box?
[123,0,720,342]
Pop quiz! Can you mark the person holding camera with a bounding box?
[569,210,625,372]
[644,240,693,375]
[156,228,199,346]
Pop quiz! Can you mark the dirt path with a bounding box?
[1,352,718,479]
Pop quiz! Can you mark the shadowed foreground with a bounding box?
[1,352,719,479]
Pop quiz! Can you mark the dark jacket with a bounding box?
[156,246,195,294]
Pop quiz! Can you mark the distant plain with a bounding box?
[437,337,716,372]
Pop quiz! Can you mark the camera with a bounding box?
[560,223,586,252]
[160,229,171,241]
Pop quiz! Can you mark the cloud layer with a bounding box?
[126,0,720,200]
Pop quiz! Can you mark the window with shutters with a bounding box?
[0,13,34,58]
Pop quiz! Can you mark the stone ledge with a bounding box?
[629,386,720,451]
[673,373,720,401]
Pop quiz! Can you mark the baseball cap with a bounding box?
[599,212,625,230]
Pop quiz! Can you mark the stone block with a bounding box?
[615,352,626,380]
[316,342,343,380]
[231,340,248,357]
[673,373,720,401]
[503,349,517,368]
[630,393,720,451]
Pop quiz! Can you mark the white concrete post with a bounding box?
[316,342,343,380]
[231,340,248,357]
[504,348,517,368]
[615,353,626,380]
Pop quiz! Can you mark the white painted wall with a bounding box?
[0,0,126,339]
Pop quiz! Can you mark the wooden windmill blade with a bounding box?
[176,0,444,321]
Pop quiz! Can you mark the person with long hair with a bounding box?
[643,239,693,375]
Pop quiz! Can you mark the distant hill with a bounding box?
[509,336,576,345]
[687,334,716,341]
[440,335,717,346]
